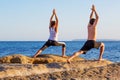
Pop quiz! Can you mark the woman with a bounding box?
[33,9,66,58]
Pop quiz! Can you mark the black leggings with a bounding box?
[40,40,66,51]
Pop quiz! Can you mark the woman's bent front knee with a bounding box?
[62,43,66,47]
[101,43,105,47]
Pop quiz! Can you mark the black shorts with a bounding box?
[80,40,102,54]
[40,40,66,51]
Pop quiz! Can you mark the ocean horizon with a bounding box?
[0,40,120,62]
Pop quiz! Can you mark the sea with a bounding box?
[0,41,120,62]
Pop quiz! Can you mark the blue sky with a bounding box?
[0,0,120,41]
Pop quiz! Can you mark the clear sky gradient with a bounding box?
[0,0,120,41]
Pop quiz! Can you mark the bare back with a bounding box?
[87,5,99,41]
[87,23,97,40]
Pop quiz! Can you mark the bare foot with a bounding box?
[33,55,37,58]
[67,59,71,64]
[98,58,105,61]
[62,55,67,58]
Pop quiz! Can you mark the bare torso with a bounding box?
[87,24,97,41]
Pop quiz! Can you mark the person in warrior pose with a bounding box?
[33,9,66,58]
[67,5,105,63]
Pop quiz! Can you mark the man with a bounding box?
[67,5,105,63]
[33,9,66,58]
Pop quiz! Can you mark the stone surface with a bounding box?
[0,54,119,80]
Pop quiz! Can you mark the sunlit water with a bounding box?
[0,41,120,62]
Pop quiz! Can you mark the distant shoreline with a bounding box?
[72,39,120,41]
[0,39,120,42]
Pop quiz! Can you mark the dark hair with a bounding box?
[89,18,95,25]
[50,21,56,27]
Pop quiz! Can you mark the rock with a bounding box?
[0,54,118,80]
[0,54,84,64]
[0,54,33,64]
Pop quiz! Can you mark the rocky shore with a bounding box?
[0,54,120,80]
